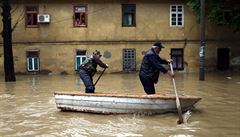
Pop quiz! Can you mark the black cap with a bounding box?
[153,41,164,48]
[93,50,102,56]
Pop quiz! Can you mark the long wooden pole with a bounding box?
[170,63,184,124]
[94,68,106,86]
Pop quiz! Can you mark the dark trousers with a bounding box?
[139,75,155,94]
[79,69,95,93]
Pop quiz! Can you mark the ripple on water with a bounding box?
[0,93,15,99]
[56,116,145,137]
[0,73,239,137]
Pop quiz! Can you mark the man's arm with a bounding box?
[149,55,174,77]
[148,55,168,73]
[93,57,108,68]
[158,57,169,64]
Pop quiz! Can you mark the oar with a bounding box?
[169,63,184,124]
[94,68,106,86]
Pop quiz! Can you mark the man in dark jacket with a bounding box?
[79,50,108,93]
[139,42,174,94]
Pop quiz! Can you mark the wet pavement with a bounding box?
[0,71,240,137]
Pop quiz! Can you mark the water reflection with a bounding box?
[0,72,240,137]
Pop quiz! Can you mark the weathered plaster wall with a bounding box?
[7,42,200,75]
[0,0,240,75]
[1,0,201,42]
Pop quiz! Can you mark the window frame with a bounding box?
[73,5,87,27]
[25,5,39,28]
[170,5,184,27]
[75,50,87,70]
[122,48,136,71]
[122,4,136,27]
[26,51,40,72]
[170,48,184,70]
[222,10,231,23]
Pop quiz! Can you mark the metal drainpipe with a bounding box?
[199,0,205,81]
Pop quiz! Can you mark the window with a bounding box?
[27,51,40,71]
[74,6,87,27]
[122,4,136,27]
[26,6,38,28]
[171,49,184,70]
[223,10,231,23]
[75,50,87,70]
[170,5,184,27]
[123,49,136,71]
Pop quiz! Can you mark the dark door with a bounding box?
[217,48,230,70]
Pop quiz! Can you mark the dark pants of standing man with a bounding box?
[79,68,95,93]
[139,76,155,95]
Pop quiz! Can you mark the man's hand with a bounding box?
[106,64,109,68]
[166,59,173,63]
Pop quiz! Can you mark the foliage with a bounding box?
[187,0,240,32]
[229,4,240,32]
[187,0,201,22]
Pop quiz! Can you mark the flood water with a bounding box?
[0,71,240,137]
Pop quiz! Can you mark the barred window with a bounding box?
[123,49,136,71]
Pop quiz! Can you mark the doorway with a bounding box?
[217,48,230,70]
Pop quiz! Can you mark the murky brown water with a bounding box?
[0,71,240,137]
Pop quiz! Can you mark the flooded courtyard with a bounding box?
[0,71,240,137]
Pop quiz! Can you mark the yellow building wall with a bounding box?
[9,42,200,75]
[0,0,240,75]
[6,0,200,42]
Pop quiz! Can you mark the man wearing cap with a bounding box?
[79,50,108,93]
[139,42,174,95]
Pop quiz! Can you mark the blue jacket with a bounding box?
[139,48,168,83]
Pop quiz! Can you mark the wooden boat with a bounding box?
[54,92,201,115]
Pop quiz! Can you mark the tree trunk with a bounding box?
[1,0,16,81]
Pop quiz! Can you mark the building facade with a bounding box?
[0,0,240,75]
